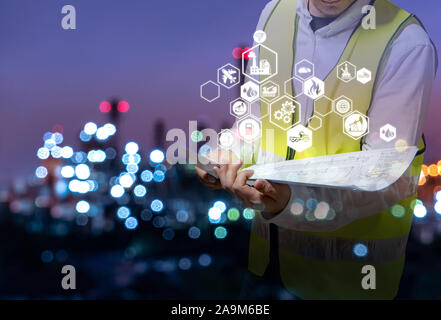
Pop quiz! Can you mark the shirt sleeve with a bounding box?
[262,24,437,232]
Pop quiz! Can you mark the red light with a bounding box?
[232,47,252,60]
[99,101,111,113]
[242,47,251,60]
[232,47,242,59]
[117,101,130,113]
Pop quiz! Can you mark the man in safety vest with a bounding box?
[196,0,437,299]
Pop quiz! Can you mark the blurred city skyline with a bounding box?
[1,0,440,184]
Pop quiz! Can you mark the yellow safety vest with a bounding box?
[248,0,427,299]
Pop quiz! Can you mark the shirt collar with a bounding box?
[297,0,373,37]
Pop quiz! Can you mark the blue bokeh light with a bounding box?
[125,217,138,230]
[353,243,368,257]
[133,185,147,197]
[117,206,131,219]
[151,199,164,212]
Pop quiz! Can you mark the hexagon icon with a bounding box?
[237,116,262,142]
[303,77,325,100]
[380,124,397,142]
[287,124,312,152]
[337,61,356,83]
[230,98,249,118]
[241,81,260,103]
[343,111,369,140]
[217,63,240,89]
[284,77,303,98]
[218,129,236,149]
[357,67,372,84]
[295,59,314,80]
[242,44,278,84]
[314,96,333,117]
[270,95,301,130]
[200,81,220,102]
[308,115,322,131]
[260,80,280,102]
[334,96,353,115]
[250,100,269,118]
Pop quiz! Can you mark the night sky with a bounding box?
[1,0,440,183]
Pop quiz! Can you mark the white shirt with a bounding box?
[244,0,437,231]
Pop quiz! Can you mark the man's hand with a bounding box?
[213,163,291,218]
[194,149,238,190]
[195,166,222,190]
[253,179,291,219]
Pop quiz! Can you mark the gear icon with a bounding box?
[274,110,284,121]
[283,115,291,124]
[281,101,296,115]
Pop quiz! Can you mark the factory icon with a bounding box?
[248,51,271,75]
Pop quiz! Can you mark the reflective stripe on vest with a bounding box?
[247,0,427,299]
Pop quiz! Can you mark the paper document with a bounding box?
[243,147,418,192]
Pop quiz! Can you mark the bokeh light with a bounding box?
[313,201,329,220]
[242,208,255,220]
[178,258,192,270]
[428,164,439,177]
[117,206,131,219]
[61,146,74,159]
[110,184,125,198]
[150,149,165,163]
[208,207,222,223]
[162,228,175,240]
[141,170,153,183]
[414,203,427,218]
[176,210,189,222]
[153,170,165,182]
[434,202,441,215]
[198,254,212,266]
[214,226,227,239]
[353,243,368,257]
[35,166,48,179]
[191,130,203,143]
[133,185,147,197]
[117,100,130,113]
[213,201,227,213]
[41,250,54,263]
[151,199,164,212]
[125,142,139,155]
[125,217,138,229]
[188,226,201,239]
[75,164,90,180]
[84,122,98,135]
[290,199,304,215]
[76,200,90,214]
[120,173,135,188]
[391,204,406,218]
[37,147,50,160]
[99,101,111,113]
[227,208,240,221]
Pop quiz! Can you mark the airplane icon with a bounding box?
[221,68,237,84]
[217,64,240,89]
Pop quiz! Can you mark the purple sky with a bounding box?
[1,0,440,183]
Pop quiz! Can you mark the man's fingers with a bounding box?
[203,172,217,184]
[232,170,265,205]
[214,163,242,194]
[254,179,278,199]
[225,163,242,187]
[195,167,216,183]
[234,170,255,187]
